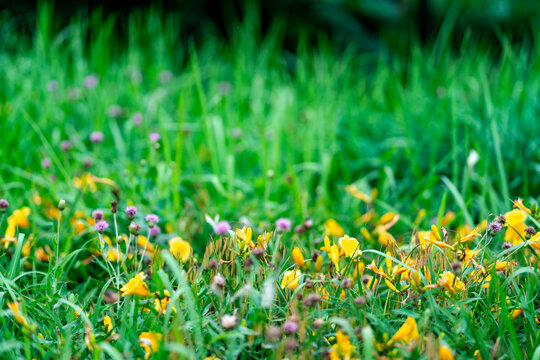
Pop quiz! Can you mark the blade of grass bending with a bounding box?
[441,176,473,226]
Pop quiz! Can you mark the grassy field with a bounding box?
[1,3,540,359]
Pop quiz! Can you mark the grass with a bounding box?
[0,3,539,359]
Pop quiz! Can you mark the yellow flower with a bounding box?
[235,226,254,252]
[256,232,272,249]
[438,271,465,294]
[330,330,355,359]
[376,226,396,247]
[204,357,221,360]
[510,308,523,319]
[280,270,301,290]
[291,247,304,267]
[2,224,17,249]
[324,219,344,237]
[139,332,162,359]
[168,237,191,262]
[349,261,365,279]
[329,244,341,271]
[513,198,531,214]
[21,237,34,257]
[345,184,375,203]
[459,227,481,243]
[154,290,177,315]
[138,235,155,253]
[378,212,397,225]
[504,209,527,245]
[73,173,97,192]
[338,235,362,258]
[440,345,454,360]
[36,247,51,262]
[494,261,512,272]
[424,225,454,250]
[7,302,28,326]
[367,261,390,281]
[7,207,31,228]
[105,247,122,262]
[103,315,113,333]
[120,272,150,297]
[441,211,455,226]
[388,316,419,345]
[415,231,430,249]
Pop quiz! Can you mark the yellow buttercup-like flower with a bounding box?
[103,315,113,333]
[235,226,254,252]
[168,237,191,262]
[154,290,177,315]
[138,235,155,254]
[291,247,304,267]
[330,330,355,359]
[139,331,162,359]
[388,316,419,345]
[504,209,527,245]
[7,207,31,228]
[324,219,344,237]
[440,345,454,360]
[2,224,17,249]
[280,270,301,290]
[338,235,362,258]
[120,272,150,297]
[439,271,465,294]
[7,302,28,327]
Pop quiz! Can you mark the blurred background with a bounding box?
[1,0,539,250]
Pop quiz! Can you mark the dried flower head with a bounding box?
[502,242,512,250]
[303,293,321,307]
[92,209,104,220]
[283,319,299,334]
[265,326,282,342]
[221,314,238,330]
[211,273,226,293]
[0,199,9,212]
[129,222,141,235]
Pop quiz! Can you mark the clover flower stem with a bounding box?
[113,213,121,303]
[56,211,62,264]
[123,233,132,268]
[137,228,151,272]
[0,213,5,229]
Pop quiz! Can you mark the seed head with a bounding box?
[451,260,462,274]
[212,273,226,293]
[303,293,321,307]
[58,199,66,211]
[252,247,265,258]
[496,215,507,225]
[341,277,352,290]
[221,314,238,330]
[208,259,219,269]
[283,319,299,334]
[110,201,118,214]
[502,242,512,250]
[354,296,366,306]
[265,326,282,342]
[313,318,324,330]
[525,226,536,240]
[103,290,119,304]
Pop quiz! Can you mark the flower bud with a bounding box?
[58,199,66,211]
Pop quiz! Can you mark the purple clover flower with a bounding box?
[89,131,104,144]
[84,75,98,89]
[107,105,122,118]
[214,221,231,234]
[149,225,161,237]
[41,157,51,170]
[488,221,502,233]
[132,112,142,125]
[92,209,104,220]
[145,214,159,224]
[60,140,72,152]
[125,206,137,219]
[95,220,109,233]
[47,80,58,93]
[276,218,292,232]
[0,199,9,210]
[149,132,161,142]
[282,320,299,334]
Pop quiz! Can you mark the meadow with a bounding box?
[0,3,540,359]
